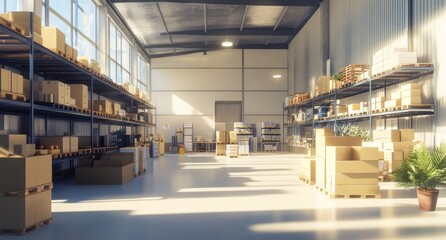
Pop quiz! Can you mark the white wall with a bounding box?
[151,49,287,140]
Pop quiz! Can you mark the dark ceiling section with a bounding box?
[110,0,322,58]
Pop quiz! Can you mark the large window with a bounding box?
[137,56,149,93]
[0,0,21,12]
[44,0,97,60]
[108,20,130,85]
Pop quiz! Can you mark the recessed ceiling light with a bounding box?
[273,74,282,79]
[222,40,233,47]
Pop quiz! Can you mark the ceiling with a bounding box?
[107,0,322,58]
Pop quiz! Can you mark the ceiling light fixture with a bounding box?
[222,40,233,47]
[273,74,282,79]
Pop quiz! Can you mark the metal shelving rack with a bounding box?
[261,125,281,152]
[284,64,435,148]
[0,13,156,171]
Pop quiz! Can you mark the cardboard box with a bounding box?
[42,27,66,53]
[384,99,401,108]
[316,136,362,147]
[400,129,415,142]
[229,131,238,143]
[373,130,400,142]
[42,81,66,105]
[119,147,141,175]
[326,146,352,161]
[328,173,379,187]
[362,141,383,151]
[91,60,100,73]
[308,148,316,156]
[11,72,24,94]
[348,103,360,113]
[3,11,41,36]
[78,56,90,67]
[0,194,36,230]
[0,134,27,155]
[378,151,385,160]
[69,84,88,109]
[401,83,421,91]
[402,97,421,106]
[315,156,326,189]
[402,89,421,98]
[391,92,401,100]
[113,102,121,116]
[327,184,380,195]
[76,161,134,185]
[35,190,52,222]
[0,68,11,92]
[65,84,71,106]
[34,32,42,45]
[315,128,334,136]
[0,154,52,190]
[328,160,379,174]
[72,48,78,60]
[65,44,73,59]
[299,158,315,183]
[39,136,78,153]
[383,142,417,151]
[384,150,404,161]
[93,100,112,114]
[351,147,379,161]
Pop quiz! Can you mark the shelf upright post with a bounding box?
[28,12,35,144]
[311,98,315,147]
[334,89,337,134]
[90,76,94,157]
[369,78,373,139]
[130,98,134,147]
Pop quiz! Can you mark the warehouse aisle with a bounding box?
[4,153,446,240]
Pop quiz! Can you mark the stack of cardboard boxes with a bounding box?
[226,144,239,158]
[0,11,43,44]
[153,133,165,155]
[315,76,330,97]
[42,81,73,106]
[325,146,380,197]
[69,84,88,110]
[401,83,422,106]
[315,128,363,192]
[299,156,316,185]
[0,68,24,97]
[371,97,385,111]
[93,99,112,115]
[372,129,417,178]
[0,134,52,232]
[216,131,228,156]
[238,138,249,156]
[120,147,143,176]
[39,136,79,154]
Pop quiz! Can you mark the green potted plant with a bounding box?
[392,143,446,211]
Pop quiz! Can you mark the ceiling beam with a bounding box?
[236,5,248,46]
[265,6,288,46]
[145,42,288,49]
[109,0,322,6]
[160,28,295,36]
[155,2,176,54]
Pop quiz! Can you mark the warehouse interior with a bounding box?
[1,0,446,239]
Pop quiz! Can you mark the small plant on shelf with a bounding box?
[332,72,344,82]
[392,143,446,211]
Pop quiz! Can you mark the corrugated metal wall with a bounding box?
[289,0,445,147]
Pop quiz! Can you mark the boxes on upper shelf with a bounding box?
[39,136,78,154]
[0,11,41,36]
[113,102,121,116]
[0,68,11,92]
[11,72,24,95]
[42,80,72,105]
[0,134,27,156]
[93,100,112,114]
[42,27,66,54]
[69,84,88,109]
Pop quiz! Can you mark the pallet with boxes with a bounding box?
[369,129,418,180]
[0,134,52,235]
[0,68,25,101]
[299,157,316,185]
[226,144,239,158]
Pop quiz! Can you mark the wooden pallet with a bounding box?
[0,91,26,102]
[52,152,78,159]
[0,17,26,36]
[216,153,226,156]
[401,104,433,109]
[227,155,238,158]
[0,218,52,235]
[315,185,327,193]
[329,193,381,199]
[299,177,314,185]
[264,150,277,152]
[239,154,249,156]
[1,183,53,197]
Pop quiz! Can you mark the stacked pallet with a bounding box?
[39,137,78,154]
[0,135,52,234]
[120,147,144,176]
[0,68,25,101]
[337,64,370,83]
[315,128,363,192]
[373,129,418,178]
[226,144,238,158]
[326,146,380,198]
[216,131,228,156]
[238,138,249,156]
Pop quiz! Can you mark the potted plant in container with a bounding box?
[392,143,446,211]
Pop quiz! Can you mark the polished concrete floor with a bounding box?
[4,153,446,240]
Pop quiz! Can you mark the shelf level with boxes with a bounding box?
[183,123,193,152]
[260,122,281,152]
[284,63,434,149]
[0,12,156,174]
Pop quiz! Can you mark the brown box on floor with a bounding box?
[75,154,134,185]
[0,190,51,230]
[299,158,315,184]
[69,84,88,109]
[41,27,66,54]
[0,154,52,190]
